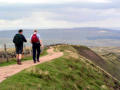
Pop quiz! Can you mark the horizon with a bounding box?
[0,27,120,31]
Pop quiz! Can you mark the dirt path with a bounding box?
[0,47,63,83]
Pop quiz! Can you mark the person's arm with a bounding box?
[13,35,16,43]
[22,35,27,42]
[40,40,43,46]
[37,34,43,47]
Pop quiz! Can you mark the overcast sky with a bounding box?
[0,0,120,30]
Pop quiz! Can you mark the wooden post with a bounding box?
[4,44,9,62]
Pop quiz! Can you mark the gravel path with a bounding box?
[0,47,63,83]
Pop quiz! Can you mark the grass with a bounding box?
[0,47,48,67]
[0,45,119,90]
[0,57,116,90]
[91,47,120,81]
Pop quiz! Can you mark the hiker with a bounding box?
[30,30,43,63]
[13,29,27,65]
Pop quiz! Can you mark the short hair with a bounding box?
[18,29,23,33]
[34,30,37,32]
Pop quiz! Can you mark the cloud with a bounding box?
[0,12,81,29]
[0,10,120,30]
[0,0,120,29]
[0,0,111,4]
[77,17,120,28]
[45,8,120,23]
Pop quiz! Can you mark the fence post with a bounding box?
[4,44,9,62]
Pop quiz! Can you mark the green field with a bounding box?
[0,45,120,90]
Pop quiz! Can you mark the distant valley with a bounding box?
[0,27,120,47]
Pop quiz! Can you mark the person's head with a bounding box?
[34,30,37,34]
[18,29,23,34]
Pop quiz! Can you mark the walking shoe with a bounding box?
[34,61,36,63]
[17,59,22,65]
[37,60,40,62]
[17,59,19,65]
[19,60,22,65]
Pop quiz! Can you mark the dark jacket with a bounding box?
[13,34,27,46]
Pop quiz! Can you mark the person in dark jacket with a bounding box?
[30,30,43,63]
[13,29,27,65]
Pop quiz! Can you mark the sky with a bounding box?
[0,0,120,30]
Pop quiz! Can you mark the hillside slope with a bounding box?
[91,47,120,81]
[0,45,120,90]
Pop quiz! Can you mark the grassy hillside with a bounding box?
[0,45,120,90]
[91,47,120,81]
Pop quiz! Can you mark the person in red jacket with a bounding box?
[30,30,43,63]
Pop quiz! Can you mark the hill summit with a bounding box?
[0,44,120,90]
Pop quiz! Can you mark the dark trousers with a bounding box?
[32,43,41,61]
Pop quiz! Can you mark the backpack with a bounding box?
[13,34,23,45]
[31,34,39,43]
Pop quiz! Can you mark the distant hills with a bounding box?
[0,27,120,46]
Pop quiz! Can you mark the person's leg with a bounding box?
[16,54,19,64]
[16,54,19,59]
[32,44,37,63]
[15,45,20,64]
[16,54,22,65]
[18,54,22,60]
[37,44,41,62]
[18,46,23,65]
[19,54,22,64]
